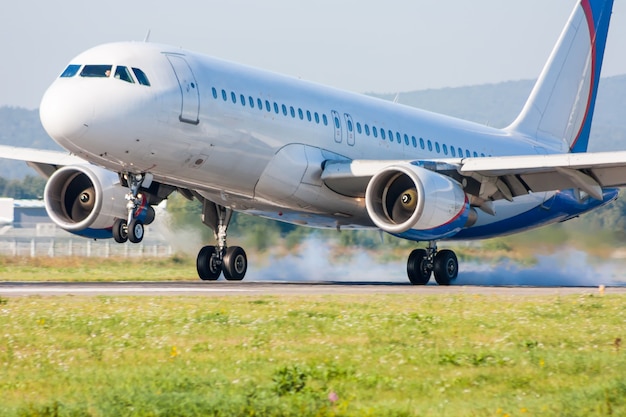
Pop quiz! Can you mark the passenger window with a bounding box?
[396,132,401,144]
[389,130,394,142]
[404,134,409,145]
[80,65,112,78]
[381,129,386,140]
[231,92,237,103]
[290,107,296,118]
[323,114,328,125]
[212,87,218,99]
[132,68,151,86]
[274,102,279,114]
[282,104,288,116]
[473,152,478,157]
[427,140,433,151]
[451,147,456,157]
[60,64,81,78]
[240,94,246,106]
[411,136,417,148]
[365,124,370,136]
[299,108,304,120]
[114,66,134,83]
[222,90,227,101]
[306,110,312,122]
[249,97,255,108]
[315,112,320,123]
[458,148,463,157]
[435,142,441,153]
[373,126,378,138]
[419,138,425,149]
[356,122,362,134]
[265,100,271,112]
[466,150,470,157]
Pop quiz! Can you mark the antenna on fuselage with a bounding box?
[393,93,400,104]
[143,29,152,43]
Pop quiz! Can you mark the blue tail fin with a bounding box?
[507,0,613,153]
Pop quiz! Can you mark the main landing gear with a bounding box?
[407,242,458,286]
[113,173,153,244]
[196,200,248,281]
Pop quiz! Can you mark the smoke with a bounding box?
[458,249,626,287]
[249,238,407,283]
[249,238,626,287]
[151,207,626,287]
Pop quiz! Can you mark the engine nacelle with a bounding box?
[365,164,474,241]
[44,165,154,239]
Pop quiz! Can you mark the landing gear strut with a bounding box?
[196,199,248,281]
[113,173,152,244]
[407,242,458,286]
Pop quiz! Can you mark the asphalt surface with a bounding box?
[1,281,625,297]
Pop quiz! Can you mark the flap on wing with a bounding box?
[0,145,85,178]
[460,151,626,201]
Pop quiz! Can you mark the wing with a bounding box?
[321,150,626,203]
[0,145,86,178]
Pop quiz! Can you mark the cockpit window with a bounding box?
[60,64,81,78]
[132,68,151,86]
[114,66,135,83]
[80,65,112,78]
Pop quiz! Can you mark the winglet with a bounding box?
[507,0,614,153]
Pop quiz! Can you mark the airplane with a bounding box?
[0,0,623,285]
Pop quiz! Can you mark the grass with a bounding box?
[0,293,625,416]
[0,255,194,282]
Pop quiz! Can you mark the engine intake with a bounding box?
[365,164,473,240]
[44,165,129,235]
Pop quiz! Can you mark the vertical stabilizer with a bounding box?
[507,0,613,153]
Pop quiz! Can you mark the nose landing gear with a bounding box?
[113,173,154,244]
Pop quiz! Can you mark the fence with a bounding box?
[0,223,174,258]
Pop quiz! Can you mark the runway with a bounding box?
[1,281,624,297]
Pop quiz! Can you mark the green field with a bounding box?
[1,292,624,417]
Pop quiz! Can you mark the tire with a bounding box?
[433,250,458,286]
[128,219,144,244]
[223,246,247,281]
[407,249,431,285]
[197,246,222,281]
[112,218,128,243]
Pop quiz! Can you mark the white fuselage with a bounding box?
[38,42,606,237]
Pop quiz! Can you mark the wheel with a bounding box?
[407,249,431,285]
[128,219,144,243]
[223,246,247,281]
[197,245,222,281]
[112,219,128,243]
[433,250,458,286]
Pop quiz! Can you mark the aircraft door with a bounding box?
[166,55,200,125]
[331,110,342,143]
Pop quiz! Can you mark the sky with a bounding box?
[2,0,626,109]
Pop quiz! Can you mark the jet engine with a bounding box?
[44,165,154,239]
[364,164,475,241]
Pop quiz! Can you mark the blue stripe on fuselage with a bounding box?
[452,188,618,240]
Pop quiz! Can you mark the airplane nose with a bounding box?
[39,81,94,147]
